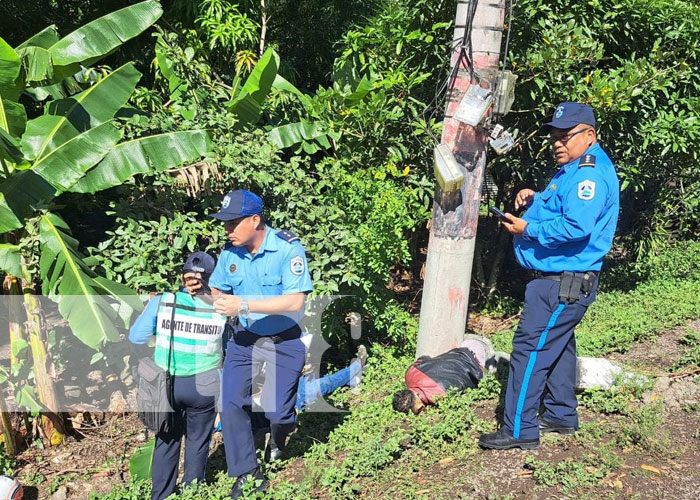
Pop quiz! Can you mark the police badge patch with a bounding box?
[222,195,231,209]
[578,180,596,200]
[555,104,565,118]
[290,256,304,276]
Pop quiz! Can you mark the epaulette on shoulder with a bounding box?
[276,229,300,243]
[579,154,596,168]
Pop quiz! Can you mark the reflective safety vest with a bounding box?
[154,291,226,377]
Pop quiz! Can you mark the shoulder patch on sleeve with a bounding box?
[276,229,300,243]
[578,180,596,200]
[290,256,305,275]
[578,154,596,168]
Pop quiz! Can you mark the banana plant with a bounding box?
[0,1,212,439]
[223,47,373,153]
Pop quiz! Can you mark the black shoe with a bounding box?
[478,428,539,450]
[230,468,268,499]
[538,416,577,435]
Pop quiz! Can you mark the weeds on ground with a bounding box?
[613,401,668,454]
[524,445,621,492]
[579,377,653,415]
[483,243,700,356]
[672,329,700,371]
[0,444,16,476]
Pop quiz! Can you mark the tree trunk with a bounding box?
[486,226,511,297]
[3,276,26,370]
[259,0,268,57]
[0,396,15,456]
[1,276,25,455]
[22,289,65,444]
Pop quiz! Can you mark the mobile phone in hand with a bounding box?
[488,206,508,221]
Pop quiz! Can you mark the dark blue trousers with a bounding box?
[504,278,596,440]
[221,331,305,477]
[151,373,218,500]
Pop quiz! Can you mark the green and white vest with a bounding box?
[154,291,226,377]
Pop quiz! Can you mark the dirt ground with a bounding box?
[6,320,700,499]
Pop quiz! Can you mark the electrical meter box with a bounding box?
[433,143,464,193]
[493,70,518,117]
[454,85,493,126]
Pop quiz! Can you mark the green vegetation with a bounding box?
[0,0,699,497]
[492,241,700,355]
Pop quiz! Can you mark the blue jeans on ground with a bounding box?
[296,360,362,412]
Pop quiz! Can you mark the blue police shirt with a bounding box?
[513,143,619,272]
[208,226,313,335]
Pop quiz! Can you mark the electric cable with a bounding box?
[418,0,480,149]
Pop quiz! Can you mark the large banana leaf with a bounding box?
[0,127,24,165]
[30,121,123,192]
[70,130,211,194]
[50,1,163,67]
[0,38,20,100]
[0,122,120,233]
[0,170,56,234]
[14,26,62,87]
[268,121,334,152]
[39,212,142,349]
[0,97,27,138]
[21,63,141,161]
[228,48,279,127]
[16,26,60,51]
[0,243,22,277]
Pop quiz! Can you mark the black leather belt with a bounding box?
[235,326,302,346]
[530,270,598,281]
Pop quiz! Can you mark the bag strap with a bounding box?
[166,293,177,408]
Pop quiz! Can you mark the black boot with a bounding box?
[478,428,540,450]
[538,416,577,435]
[230,468,268,499]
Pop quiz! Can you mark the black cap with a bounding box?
[540,102,596,133]
[208,190,263,221]
[183,251,216,275]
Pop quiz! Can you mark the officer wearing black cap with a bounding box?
[130,252,225,500]
[184,190,312,498]
[479,102,619,450]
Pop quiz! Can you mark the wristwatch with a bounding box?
[238,300,250,319]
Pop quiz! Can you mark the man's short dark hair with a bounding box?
[392,389,416,414]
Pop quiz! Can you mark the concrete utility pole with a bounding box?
[416,0,506,358]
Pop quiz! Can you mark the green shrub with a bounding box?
[86,212,224,293]
[672,329,700,371]
[0,444,16,476]
[524,447,621,492]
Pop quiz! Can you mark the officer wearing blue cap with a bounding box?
[184,189,312,498]
[479,102,619,450]
[130,252,225,500]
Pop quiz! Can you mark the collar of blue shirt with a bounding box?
[562,143,602,174]
[234,225,280,260]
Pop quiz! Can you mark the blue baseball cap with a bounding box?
[208,190,263,221]
[183,251,217,275]
[540,102,596,133]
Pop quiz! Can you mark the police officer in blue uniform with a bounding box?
[184,190,313,498]
[479,103,619,450]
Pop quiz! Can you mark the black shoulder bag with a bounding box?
[137,293,178,434]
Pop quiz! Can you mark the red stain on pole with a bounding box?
[447,287,465,317]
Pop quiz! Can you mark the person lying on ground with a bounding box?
[393,336,491,414]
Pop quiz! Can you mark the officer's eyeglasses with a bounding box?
[549,127,592,145]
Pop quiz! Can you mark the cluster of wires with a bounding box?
[418,0,515,148]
